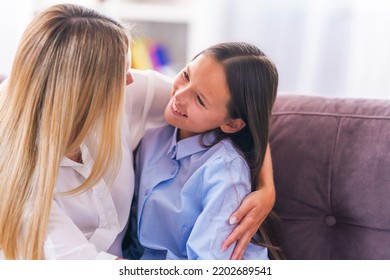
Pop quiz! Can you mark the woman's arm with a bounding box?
[45,200,118,259]
[222,144,275,260]
[125,69,172,150]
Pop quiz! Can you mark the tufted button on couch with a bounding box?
[270,95,390,259]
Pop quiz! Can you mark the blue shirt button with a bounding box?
[144,189,150,196]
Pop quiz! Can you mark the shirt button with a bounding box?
[144,189,150,196]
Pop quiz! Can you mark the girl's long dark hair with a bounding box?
[199,42,283,259]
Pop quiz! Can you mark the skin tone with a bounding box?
[164,54,245,141]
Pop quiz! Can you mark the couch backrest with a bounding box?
[270,95,390,259]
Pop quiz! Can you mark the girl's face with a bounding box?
[164,54,231,140]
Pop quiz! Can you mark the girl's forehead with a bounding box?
[189,55,224,82]
[188,55,229,103]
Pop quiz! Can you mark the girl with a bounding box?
[131,42,282,259]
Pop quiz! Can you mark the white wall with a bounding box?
[189,0,390,99]
[0,1,34,75]
[0,0,99,75]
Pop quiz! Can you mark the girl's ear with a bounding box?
[220,118,246,134]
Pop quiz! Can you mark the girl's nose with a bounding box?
[174,90,187,105]
[174,84,191,102]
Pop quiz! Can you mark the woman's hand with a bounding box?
[221,144,275,260]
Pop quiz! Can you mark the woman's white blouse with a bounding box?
[45,69,171,260]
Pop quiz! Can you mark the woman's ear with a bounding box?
[220,118,246,134]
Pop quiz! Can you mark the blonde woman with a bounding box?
[0,4,275,260]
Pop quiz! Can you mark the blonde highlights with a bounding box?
[0,4,130,259]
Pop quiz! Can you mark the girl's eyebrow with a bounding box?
[187,65,209,104]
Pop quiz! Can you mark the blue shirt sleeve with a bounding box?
[185,151,266,259]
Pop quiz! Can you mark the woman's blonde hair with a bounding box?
[0,4,130,259]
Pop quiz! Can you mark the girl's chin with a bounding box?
[164,112,177,127]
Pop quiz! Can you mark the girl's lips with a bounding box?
[171,100,187,117]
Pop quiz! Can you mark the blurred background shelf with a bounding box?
[2,0,390,99]
[31,0,195,76]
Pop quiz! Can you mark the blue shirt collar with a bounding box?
[167,127,216,160]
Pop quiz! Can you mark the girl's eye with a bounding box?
[183,70,190,81]
[197,95,205,107]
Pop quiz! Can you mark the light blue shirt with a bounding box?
[133,125,268,260]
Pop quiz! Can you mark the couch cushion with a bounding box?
[270,95,390,259]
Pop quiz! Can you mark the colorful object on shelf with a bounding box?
[131,38,170,71]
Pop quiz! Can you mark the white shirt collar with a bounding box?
[60,142,89,167]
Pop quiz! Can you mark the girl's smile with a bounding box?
[164,54,232,140]
[171,98,187,117]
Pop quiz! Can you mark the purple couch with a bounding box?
[270,95,390,259]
